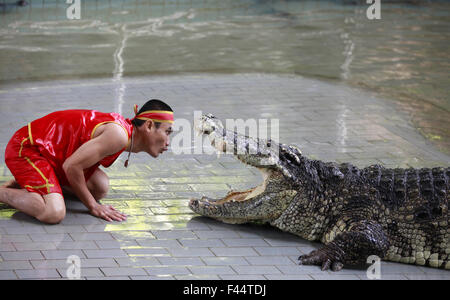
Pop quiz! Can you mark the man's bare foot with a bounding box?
[1,179,22,189]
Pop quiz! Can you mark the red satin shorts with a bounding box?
[5,126,63,196]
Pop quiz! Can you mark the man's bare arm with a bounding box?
[62,123,128,221]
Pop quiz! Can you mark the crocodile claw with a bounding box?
[298,249,344,272]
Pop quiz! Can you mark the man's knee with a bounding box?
[93,185,108,201]
[37,193,66,224]
[38,208,65,224]
[91,178,109,201]
[88,169,109,201]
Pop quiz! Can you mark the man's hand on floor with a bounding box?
[90,203,127,222]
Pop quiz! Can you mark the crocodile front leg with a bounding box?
[298,220,390,271]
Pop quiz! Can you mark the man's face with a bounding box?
[146,122,173,158]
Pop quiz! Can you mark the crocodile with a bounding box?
[189,114,449,271]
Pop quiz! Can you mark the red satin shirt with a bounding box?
[5,110,133,194]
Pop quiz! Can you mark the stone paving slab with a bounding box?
[0,73,449,280]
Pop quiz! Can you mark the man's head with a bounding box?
[132,99,173,158]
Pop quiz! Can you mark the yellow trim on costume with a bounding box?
[18,129,53,194]
[24,157,48,182]
[19,137,29,158]
[23,156,53,193]
[91,121,131,148]
[91,121,129,139]
[24,183,55,190]
[28,123,34,145]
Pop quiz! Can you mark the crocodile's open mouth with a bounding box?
[191,166,270,204]
[219,171,268,203]
[188,168,274,223]
[188,114,283,222]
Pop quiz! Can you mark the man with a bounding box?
[0,99,173,224]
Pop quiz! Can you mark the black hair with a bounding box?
[132,99,173,128]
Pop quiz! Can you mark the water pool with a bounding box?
[0,0,449,152]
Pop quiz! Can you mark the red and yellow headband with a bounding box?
[132,104,174,124]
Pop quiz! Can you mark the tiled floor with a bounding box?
[0,74,448,280]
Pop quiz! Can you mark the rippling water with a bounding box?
[0,0,449,152]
